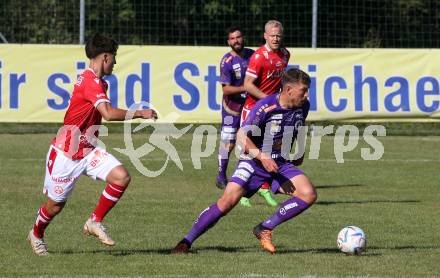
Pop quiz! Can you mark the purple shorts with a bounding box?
[220,107,241,144]
[229,159,304,198]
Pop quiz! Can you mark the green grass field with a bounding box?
[0,130,439,277]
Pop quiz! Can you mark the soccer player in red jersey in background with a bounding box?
[27,34,157,256]
[240,20,291,207]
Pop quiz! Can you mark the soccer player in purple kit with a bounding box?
[216,26,254,191]
[216,27,276,207]
[173,68,317,254]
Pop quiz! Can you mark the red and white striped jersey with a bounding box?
[51,69,110,160]
[244,44,290,109]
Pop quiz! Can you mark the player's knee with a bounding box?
[121,174,131,186]
[117,172,131,187]
[296,184,317,204]
[51,206,63,215]
[303,186,317,204]
[308,188,318,204]
[46,202,65,216]
[108,166,131,187]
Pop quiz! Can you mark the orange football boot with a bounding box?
[253,224,276,254]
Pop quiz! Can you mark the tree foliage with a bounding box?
[0,0,438,48]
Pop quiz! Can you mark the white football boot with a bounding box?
[27,230,49,256]
[83,218,115,246]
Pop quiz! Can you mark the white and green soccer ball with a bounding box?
[337,226,367,255]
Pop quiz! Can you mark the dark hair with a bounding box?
[226,26,242,39]
[85,33,119,59]
[282,68,311,87]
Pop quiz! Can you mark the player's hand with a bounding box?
[260,153,278,173]
[138,109,158,120]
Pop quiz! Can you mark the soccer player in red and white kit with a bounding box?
[240,20,290,207]
[27,34,157,256]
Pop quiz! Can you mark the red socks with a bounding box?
[91,183,127,222]
[32,183,127,238]
[33,206,54,239]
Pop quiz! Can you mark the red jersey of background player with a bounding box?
[244,44,290,109]
[51,68,110,160]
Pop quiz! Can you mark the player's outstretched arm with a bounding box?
[96,102,158,121]
[244,76,267,99]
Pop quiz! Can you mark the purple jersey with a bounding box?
[220,48,254,115]
[241,93,310,161]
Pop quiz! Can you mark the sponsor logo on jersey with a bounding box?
[271,114,283,120]
[267,69,284,79]
[256,104,269,115]
[264,104,277,113]
[232,63,242,77]
[75,76,84,87]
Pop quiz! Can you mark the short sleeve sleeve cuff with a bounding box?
[94,98,110,108]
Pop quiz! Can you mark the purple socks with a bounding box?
[184,203,224,245]
[218,158,229,179]
[262,197,310,230]
[182,197,311,246]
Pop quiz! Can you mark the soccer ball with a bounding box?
[337,226,366,255]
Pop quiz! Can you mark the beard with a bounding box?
[230,42,244,53]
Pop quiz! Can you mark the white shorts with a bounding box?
[43,145,122,202]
